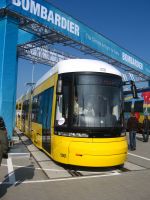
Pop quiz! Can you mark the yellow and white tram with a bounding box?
[16,59,127,167]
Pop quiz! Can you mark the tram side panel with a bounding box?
[31,74,57,155]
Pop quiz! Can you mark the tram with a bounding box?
[16,59,127,167]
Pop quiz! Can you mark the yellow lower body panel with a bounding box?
[52,136,127,167]
[31,122,42,149]
[68,138,127,167]
[68,152,127,167]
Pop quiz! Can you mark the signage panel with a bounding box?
[1,0,150,77]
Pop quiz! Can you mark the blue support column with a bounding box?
[148,81,150,87]
[0,16,18,139]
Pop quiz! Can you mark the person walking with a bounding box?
[142,115,150,142]
[127,112,138,151]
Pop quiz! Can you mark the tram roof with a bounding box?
[35,59,122,88]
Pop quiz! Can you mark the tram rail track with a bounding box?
[67,169,83,177]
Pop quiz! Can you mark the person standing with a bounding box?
[142,115,150,142]
[127,112,138,151]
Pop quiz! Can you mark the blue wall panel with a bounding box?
[0,0,6,8]
[0,17,18,138]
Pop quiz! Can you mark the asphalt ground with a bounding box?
[0,130,150,200]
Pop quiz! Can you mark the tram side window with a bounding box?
[55,85,69,127]
[134,100,144,112]
[38,88,54,128]
[32,88,54,126]
[37,91,47,124]
[32,95,39,122]
[23,100,29,119]
[124,102,132,112]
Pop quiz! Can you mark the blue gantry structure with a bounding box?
[0,0,150,139]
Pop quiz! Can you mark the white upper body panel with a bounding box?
[57,59,121,76]
[35,59,122,88]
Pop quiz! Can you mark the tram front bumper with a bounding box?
[68,137,127,167]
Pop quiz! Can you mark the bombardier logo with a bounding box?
[122,52,143,70]
[12,0,80,37]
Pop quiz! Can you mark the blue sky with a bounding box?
[17,0,150,98]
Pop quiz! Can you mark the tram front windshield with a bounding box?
[55,73,124,137]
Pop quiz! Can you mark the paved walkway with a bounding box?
[0,130,150,199]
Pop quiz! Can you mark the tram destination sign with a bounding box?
[1,0,150,77]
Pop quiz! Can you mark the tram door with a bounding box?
[40,87,54,153]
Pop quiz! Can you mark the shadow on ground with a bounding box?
[0,165,35,198]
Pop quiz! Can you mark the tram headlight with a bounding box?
[57,132,89,138]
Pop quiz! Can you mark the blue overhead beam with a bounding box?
[1,0,150,77]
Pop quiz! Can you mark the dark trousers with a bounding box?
[129,131,136,150]
[142,131,149,142]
